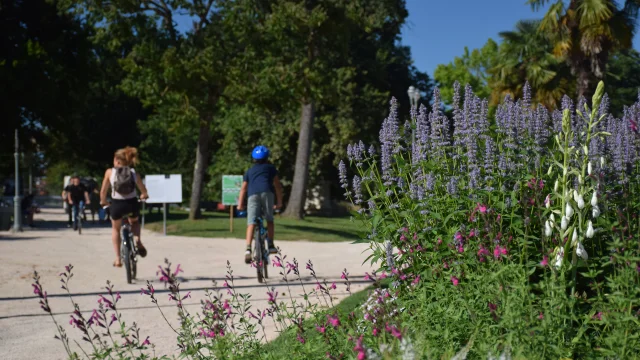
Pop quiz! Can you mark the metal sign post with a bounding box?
[222,175,243,233]
[144,174,183,236]
[13,130,22,233]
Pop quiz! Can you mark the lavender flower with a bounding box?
[352,175,363,204]
[380,98,401,185]
[338,160,347,187]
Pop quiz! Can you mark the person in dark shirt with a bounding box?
[21,193,35,227]
[64,175,90,230]
[238,145,283,264]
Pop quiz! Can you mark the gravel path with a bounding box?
[0,209,373,360]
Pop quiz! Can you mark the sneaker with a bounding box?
[268,244,278,254]
[244,250,252,264]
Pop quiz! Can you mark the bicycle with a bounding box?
[253,216,270,283]
[103,202,140,284]
[72,203,85,235]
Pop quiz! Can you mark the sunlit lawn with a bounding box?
[143,209,364,242]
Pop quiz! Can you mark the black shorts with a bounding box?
[110,198,140,220]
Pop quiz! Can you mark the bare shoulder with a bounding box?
[104,168,112,178]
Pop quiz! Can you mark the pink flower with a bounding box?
[385,324,402,340]
[411,276,420,286]
[413,233,418,241]
[437,238,442,246]
[540,256,549,267]
[357,352,366,360]
[538,312,544,320]
[469,229,476,237]
[316,325,326,334]
[477,204,488,214]
[454,232,463,241]
[400,234,407,242]
[173,264,183,277]
[379,272,388,279]
[364,273,373,281]
[327,314,340,328]
[451,276,459,286]
[493,246,507,258]
[353,335,365,359]
[272,259,282,268]
[330,282,337,290]
[593,312,603,320]
[142,336,151,346]
[372,328,379,336]
[296,333,305,344]
[488,302,497,312]
[457,245,464,253]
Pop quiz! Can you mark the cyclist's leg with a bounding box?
[72,203,79,228]
[111,218,123,266]
[263,192,276,253]
[245,194,259,263]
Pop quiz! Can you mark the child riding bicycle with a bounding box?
[237,145,283,264]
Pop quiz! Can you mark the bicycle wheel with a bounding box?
[263,246,269,279]
[131,240,137,280]
[77,215,82,235]
[254,227,264,283]
[121,228,132,284]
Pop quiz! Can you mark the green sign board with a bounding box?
[222,175,243,206]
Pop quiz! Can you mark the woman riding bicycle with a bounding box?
[99,146,149,267]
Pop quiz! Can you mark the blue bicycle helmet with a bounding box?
[251,145,270,160]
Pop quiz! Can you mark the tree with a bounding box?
[604,49,640,116]
[433,39,499,105]
[224,0,429,218]
[490,20,573,108]
[68,0,233,219]
[529,0,640,98]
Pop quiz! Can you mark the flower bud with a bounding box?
[561,216,568,230]
[554,247,564,269]
[591,191,598,207]
[578,175,583,185]
[587,162,592,176]
[545,194,551,209]
[544,220,552,237]
[600,156,605,168]
[586,221,595,238]
[554,180,559,193]
[592,205,600,219]
[547,165,553,176]
[565,203,574,218]
[571,228,578,246]
[576,242,588,260]
[576,194,585,209]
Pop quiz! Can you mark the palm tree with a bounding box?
[528,0,640,98]
[490,20,573,108]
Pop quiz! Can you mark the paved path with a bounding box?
[0,209,373,360]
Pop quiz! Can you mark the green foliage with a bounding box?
[434,39,498,104]
[342,82,640,358]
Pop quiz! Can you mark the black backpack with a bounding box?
[114,167,135,195]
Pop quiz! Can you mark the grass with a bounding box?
[142,209,364,242]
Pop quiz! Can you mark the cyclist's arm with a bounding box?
[84,190,90,204]
[135,173,148,199]
[273,176,283,208]
[237,181,248,210]
[100,169,111,205]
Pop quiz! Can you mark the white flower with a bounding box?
[545,194,551,209]
[576,194,585,209]
[544,220,552,237]
[586,221,595,238]
[554,180,559,193]
[591,191,598,207]
[600,156,605,168]
[588,161,592,175]
[554,248,564,269]
[561,216,568,230]
[565,203,574,218]
[592,205,600,219]
[572,229,578,246]
[578,175,583,185]
[549,213,555,223]
[573,189,580,203]
[576,242,588,260]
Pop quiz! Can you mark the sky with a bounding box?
[402,0,640,76]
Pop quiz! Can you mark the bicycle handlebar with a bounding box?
[102,199,146,209]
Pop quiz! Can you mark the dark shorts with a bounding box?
[110,198,140,221]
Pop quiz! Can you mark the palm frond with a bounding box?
[578,0,614,27]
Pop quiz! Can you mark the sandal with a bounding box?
[136,242,147,258]
[113,261,123,268]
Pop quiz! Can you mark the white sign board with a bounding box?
[144,174,182,204]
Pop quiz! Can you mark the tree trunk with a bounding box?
[188,119,211,220]
[282,101,315,219]
[576,61,591,100]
